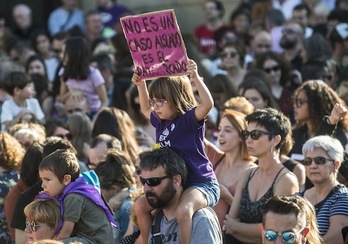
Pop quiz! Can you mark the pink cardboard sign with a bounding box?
[121,9,188,79]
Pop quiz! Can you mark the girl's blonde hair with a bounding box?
[24,198,61,231]
[148,76,197,116]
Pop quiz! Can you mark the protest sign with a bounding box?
[121,9,188,79]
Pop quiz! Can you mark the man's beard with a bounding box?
[279,37,297,49]
[145,180,177,209]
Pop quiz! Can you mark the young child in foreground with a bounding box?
[132,59,220,243]
[37,149,115,244]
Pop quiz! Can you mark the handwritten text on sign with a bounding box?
[121,10,188,79]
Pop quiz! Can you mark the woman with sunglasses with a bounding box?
[219,42,247,88]
[223,108,299,243]
[254,51,293,119]
[289,80,348,166]
[261,195,323,244]
[299,135,348,244]
[24,198,61,243]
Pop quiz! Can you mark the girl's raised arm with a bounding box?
[187,59,214,121]
[132,71,151,120]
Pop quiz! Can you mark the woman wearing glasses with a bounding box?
[300,135,348,244]
[254,51,293,118]
[223,108,299,243]
[289,80,348,164]
[219,42,247,88]
[261,195,322,244]
[24,198,60,243]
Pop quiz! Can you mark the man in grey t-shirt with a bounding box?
[138,147,222,244]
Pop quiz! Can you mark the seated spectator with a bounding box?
[87,134,122,169]
[96,0,133,35]
[8,122,46,150]
[138,147,222,243]
[67,112,92,163]
[30,30,59,86]
[5,142,43,243]
[239,77,280,110]
[1,71,45,132]
[261,195,322,244]
[8,40,36,70]
[300,135,348,243]
[12,4,41,43]
[48,0,85,37]
[44,119,71,140]
[95,149,136,242]
[223,96,254,115]
[58,36,108,117]
[24,198,61,243]
[0,132,24,244]
[290,80,348,162]
[223,108,299,243]
[194,0,227,58]
[61,90,90,120]
[92,107,140,164]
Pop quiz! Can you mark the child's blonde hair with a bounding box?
[148,76,197,116]
[24,198,61,231]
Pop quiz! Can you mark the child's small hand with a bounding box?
[186,59,199,79]
[132,69,143,86]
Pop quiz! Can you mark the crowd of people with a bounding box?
[0,0,348,243]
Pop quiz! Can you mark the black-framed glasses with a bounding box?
[241,130,273,140]
[221,51,238,58]
[135,166,141,175]
[140,176,170,187]
[302,156,334,166]
[149,98,167,107]
[26,219,43,232]
[293,98,308,108]
[264,65,280,74]
[263,228,304,243]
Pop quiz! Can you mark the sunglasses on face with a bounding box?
[221,51,238,58]
[26,219,43,232]
[264,228,304,243]
[135,166,141,175]
[293,98,308,108]
[140,176,170,187]
[264,65,280,74]
[241,130,273,140]
[149,98,167,107]
[301,156,334,166]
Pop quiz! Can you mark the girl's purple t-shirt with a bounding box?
[150,108,215,184]
[59,66,105,112]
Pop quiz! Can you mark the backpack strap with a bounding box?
[151,209,164,244]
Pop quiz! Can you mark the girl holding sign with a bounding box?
[132,59,220,244]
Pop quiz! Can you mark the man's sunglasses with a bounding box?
[26,219,43,232]
[140,176,170,187]
[302,156,334,166]
[241,130,273,140]
[263,228,304,243]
